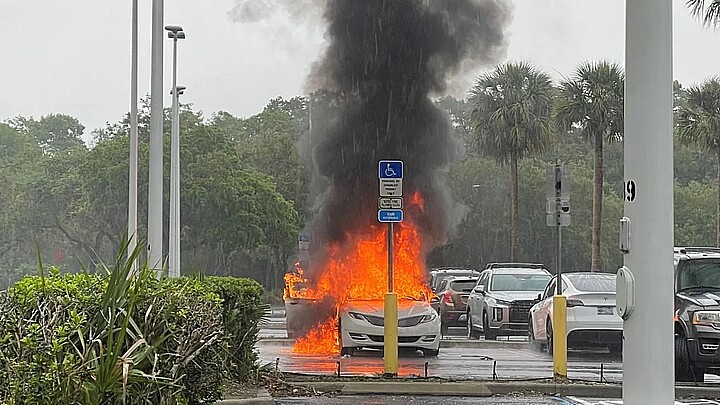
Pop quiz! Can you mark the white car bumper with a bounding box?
[340,315,440,351]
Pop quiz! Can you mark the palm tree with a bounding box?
[687,0,720,26]
[555,61,624,272]
[677,78,720,246]
[469,62,555,261]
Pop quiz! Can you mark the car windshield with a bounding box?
[566,274,616,292]
[679,259,720,291]
[449,280,477,292]
[491,274,550,292]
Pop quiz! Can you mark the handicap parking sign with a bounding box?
[379,161,403,179]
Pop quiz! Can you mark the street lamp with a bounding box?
[166,25,185,278]
[128,0,139,272]
[148,0,164,272]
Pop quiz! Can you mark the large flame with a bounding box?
[286,192,431,354]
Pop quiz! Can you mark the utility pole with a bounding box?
[128,0,139,271]
[148,0,164,272]
[621,0,674,403]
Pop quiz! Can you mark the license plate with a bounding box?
[597,307,614,315]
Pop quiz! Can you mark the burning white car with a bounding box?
[339,299,440,356]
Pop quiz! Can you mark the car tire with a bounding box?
[483,313,497,341]
[675,331,703,383]
[545,318,554,356]
[467,311,480,340]
[529,319,543,351]
[424,348,440,357]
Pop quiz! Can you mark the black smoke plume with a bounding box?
[304,0,511,271]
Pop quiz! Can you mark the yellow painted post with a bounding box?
[553,294,567,380]
[384,292,399,376]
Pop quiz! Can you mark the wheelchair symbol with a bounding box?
[384,164,397,177]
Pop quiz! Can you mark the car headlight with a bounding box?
[419,312,437,324]
[693,311,720,327]
[487,297,512,307]
[349,311,367,321]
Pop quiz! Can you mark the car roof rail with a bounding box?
[485,262,545,269]
[675,247,720,255]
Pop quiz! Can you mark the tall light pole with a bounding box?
[128,0,139,271]
[622,0,674,403]
[148,0,164,272]
[166,25,185,278]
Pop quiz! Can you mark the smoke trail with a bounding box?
[304,0,512,269]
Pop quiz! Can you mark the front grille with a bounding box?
[363,314,384,326]
[358,314,425,327]
[368,335,420,343]
[399,315,423,327]
[509,300,535,322]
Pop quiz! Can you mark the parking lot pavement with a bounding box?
[257,336,624,382]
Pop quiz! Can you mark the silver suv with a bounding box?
[466,263,551,340]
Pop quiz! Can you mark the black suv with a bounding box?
[675,247,720,382]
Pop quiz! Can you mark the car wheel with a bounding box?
[467,311,479,340]
[424,348,440,357]
[545,318,554,355]
[529,318,543,351]
[675,331,703,383]
[483,313,497,341]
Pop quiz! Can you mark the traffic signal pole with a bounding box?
[622,0,674,403]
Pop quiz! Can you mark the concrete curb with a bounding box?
[215,389,274,405]
[291,380,720,399]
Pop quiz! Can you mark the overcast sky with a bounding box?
[1,0,718,140]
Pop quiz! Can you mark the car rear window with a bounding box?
[566,274,616,292]
[449,280,476,292]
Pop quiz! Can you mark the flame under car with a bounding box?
[339,299,440,356]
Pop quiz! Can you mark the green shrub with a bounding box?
[205,276,265,380]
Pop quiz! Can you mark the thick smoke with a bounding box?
[304,0,512,271]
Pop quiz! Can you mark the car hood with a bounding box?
[678,291,720,308]
[488,291,541,302]
[343,300,432,317]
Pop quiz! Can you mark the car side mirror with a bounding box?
[536,293,542,301]
[473,285,485,295]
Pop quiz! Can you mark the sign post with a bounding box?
[378,160,403,377]
[546,165,570,380]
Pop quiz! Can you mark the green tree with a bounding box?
[10,114,86,154]
[555,61,624,272]
[469,62,555,261]
[676,78,720,246]
[687,0,720,26]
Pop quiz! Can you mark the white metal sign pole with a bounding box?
[623,0,674,403]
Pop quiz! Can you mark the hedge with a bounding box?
[0,261,265,405]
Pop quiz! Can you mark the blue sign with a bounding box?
[379,160,403,179]
[378,209,403,223]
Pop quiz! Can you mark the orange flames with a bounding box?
[286,192,431,354]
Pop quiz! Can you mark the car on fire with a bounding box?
[528,272,622,355]
[674,247,720,382]
[434,276,479,336]
[466,263,550,340]
[339,299,441,356]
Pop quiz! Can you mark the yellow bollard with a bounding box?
[553,294,567,380]
[384,292,399,377]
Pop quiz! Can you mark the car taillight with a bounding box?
[566,299,584,308]
[443,293,453,304]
